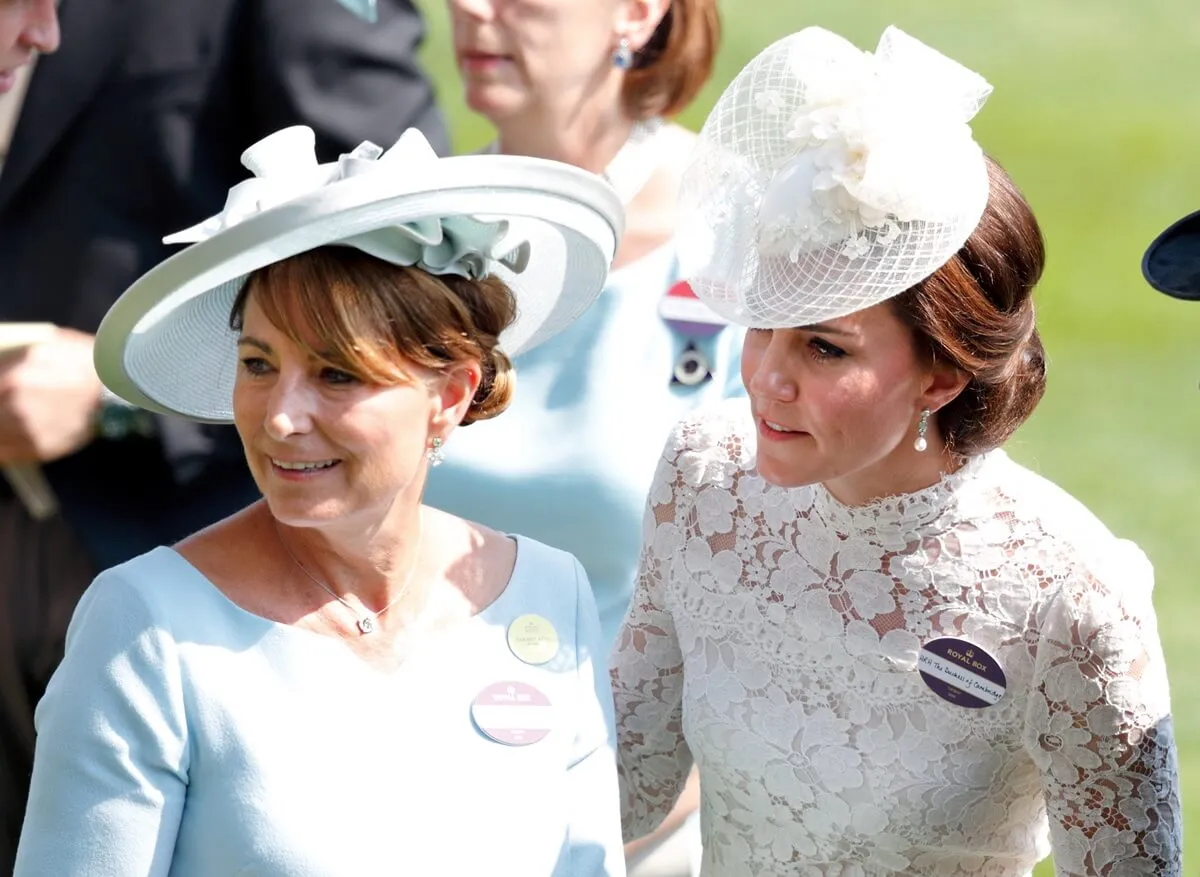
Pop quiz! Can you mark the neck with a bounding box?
[494,101,639,174]
[273,501,425,611]
[822,434,964,507]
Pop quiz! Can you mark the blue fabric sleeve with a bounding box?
[559,559,627,877]
[15,570,189,876]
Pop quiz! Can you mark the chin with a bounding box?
[263,496,350,529]
[757,466,822,490]
[754,449,824,490]
[463,87,523,121]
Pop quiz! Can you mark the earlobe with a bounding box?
[617,0,672,49]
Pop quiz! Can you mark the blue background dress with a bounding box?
[425,246,745,648]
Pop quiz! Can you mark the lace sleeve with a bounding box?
[1024,542,1181,876]
[611,432,695,842]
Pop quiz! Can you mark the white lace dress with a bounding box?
[613,401,1181,876]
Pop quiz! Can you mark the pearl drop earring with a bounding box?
[914,408,931,453]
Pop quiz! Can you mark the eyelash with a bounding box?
[319,367,358,385]
[238,358,360,385]
[239,356,271,375]
[808,337,847,361]
[748,329,848,361]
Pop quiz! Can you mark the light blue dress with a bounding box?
[15,538,624,876]
[425,246,745,647]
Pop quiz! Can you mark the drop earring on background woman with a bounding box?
[612,37,634,69]
[426,436,445,467]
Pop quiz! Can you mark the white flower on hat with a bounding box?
[757,28,990,262]
[678,26,994,328]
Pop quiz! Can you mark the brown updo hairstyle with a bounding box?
[623,0,720,119]
[228,246,516,425]
[890,156,1047,458]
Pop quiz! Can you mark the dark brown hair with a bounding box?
[890,156,1047,457]
[623,0,720,119]
[229,247,516,425]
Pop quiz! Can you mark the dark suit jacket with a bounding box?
[0,0,448,566]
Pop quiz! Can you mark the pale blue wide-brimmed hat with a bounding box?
[93,125,623,422]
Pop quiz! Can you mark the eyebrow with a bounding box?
[797,323,857,337]
[236,336,272,354]
[237,335,341,363]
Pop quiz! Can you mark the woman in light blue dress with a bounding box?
[432,0,741,653]
[14,126,627,875]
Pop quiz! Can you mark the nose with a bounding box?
[263,371,316,441]
[20,0,61,56]
[446,0,495,22]
[746,333,799,403]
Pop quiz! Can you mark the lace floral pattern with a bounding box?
[613,401,1180,876]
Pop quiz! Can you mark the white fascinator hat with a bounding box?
[678,26,993,328]
[94,126,623,422]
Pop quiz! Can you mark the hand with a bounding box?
[623,767,701,868]
[0,327,104,463]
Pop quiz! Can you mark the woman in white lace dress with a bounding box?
[612,26,1182,877]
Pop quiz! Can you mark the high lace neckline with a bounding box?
[807,450,994,538]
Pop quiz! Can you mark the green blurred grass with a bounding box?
[416,2,1200,873]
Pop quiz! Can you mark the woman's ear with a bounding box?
[919,358,970,415]
[615,0,671,52]
[431,360,483,435]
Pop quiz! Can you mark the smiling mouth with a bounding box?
[761,417,807,434]
[271,459,339,472]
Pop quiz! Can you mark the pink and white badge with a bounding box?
[471,681,554,746]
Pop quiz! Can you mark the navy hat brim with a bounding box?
[1142,209,1200,301]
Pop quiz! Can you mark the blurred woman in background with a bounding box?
[431,0,741,649]
[427,6,739,869]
